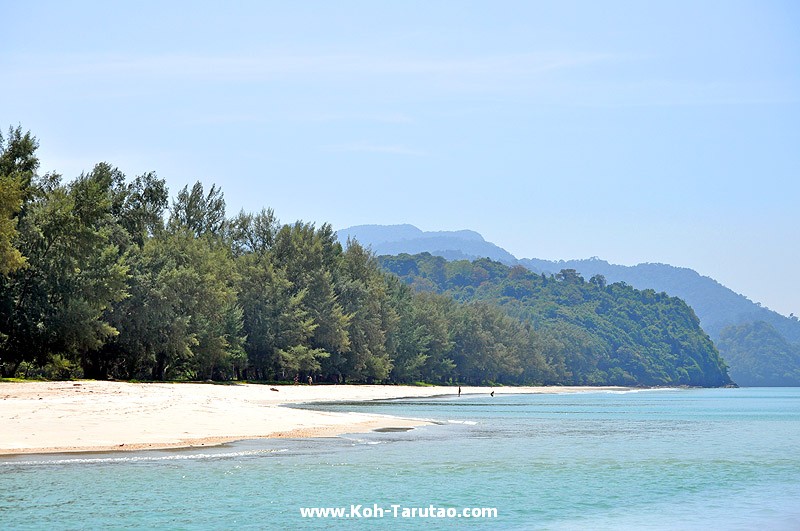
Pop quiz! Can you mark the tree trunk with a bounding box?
[152,355,166,381]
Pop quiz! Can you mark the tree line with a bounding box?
[1,127,731,386]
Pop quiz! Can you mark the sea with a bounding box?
[2,388,799,530]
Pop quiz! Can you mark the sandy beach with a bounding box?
[0,381,630,455]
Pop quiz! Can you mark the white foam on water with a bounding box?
[596,387,682,394]
[1,447,288,467]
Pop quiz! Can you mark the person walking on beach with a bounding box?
[307,375,313,385]
[458,386,461,397]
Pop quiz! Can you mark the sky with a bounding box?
[2,0,799,316]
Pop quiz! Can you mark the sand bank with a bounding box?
[0,381,630,455]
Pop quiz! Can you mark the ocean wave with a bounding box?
[1,448,288,467]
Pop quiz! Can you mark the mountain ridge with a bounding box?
[336,224,518,265]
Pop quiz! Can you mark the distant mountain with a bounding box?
[336,224,517,265]
[339,224,800,386]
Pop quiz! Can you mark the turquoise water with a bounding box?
[2,388,800,530]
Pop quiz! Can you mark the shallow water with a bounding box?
[2,388,799,530]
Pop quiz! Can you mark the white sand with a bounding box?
[0,381,630,455]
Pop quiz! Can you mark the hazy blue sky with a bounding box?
[3,1,798,316]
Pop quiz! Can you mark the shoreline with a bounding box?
[0,380,632,456]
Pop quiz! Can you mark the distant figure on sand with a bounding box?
[490,390,494,397]
[294,374,299,385]
[458,386,461,397]
[307,375,313,385]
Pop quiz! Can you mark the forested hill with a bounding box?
[716,322,800,387]
[522,258,800,387]
[378,253,732,388]
[340,224,800,386]
[521,258,800,342]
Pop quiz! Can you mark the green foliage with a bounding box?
[0,126,39,276]
[125,229,243,381]
[717,321,800,386]
[0,173,26,275]
[1,164,129,378]
[337,241,394,382]
[0,126,40,179]
[277,345,330,375]
[169,182,226,237]
[387,284,454,383]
